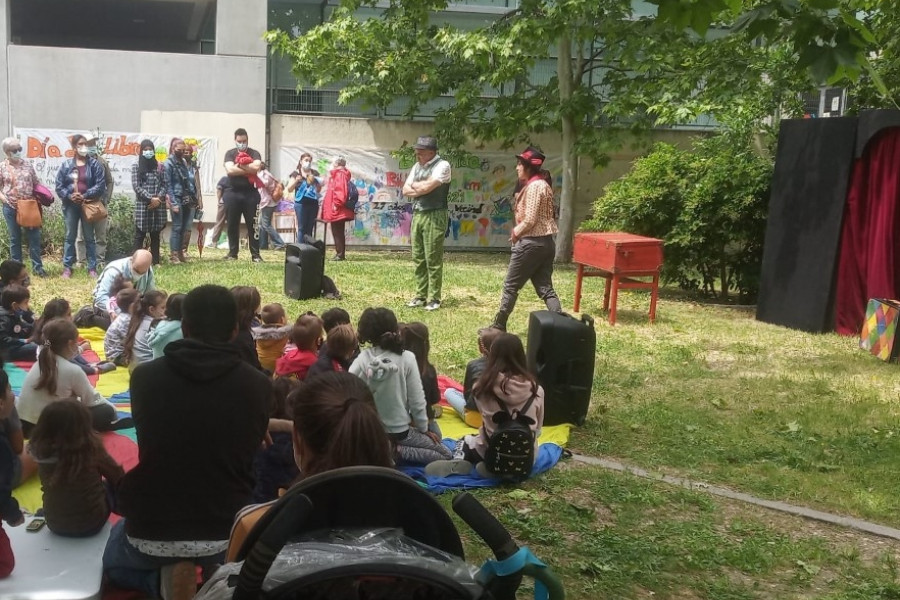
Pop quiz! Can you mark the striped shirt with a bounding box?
[513,179,557,239]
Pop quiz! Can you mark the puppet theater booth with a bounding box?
[757,110,900,337]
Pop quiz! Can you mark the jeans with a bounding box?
[223,189,261,259]
[3,343,37,362]
[294,201,318,243]
[258,205,285,250]
[1,203,44,273]
[103,520,224,598]
[169,206,194,254]
[63,203,96,270]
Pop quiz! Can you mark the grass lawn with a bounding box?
[33,248,900,599]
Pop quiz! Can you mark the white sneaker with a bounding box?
[406,297,426,308]
[425,301,441,311]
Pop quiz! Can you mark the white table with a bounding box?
[0,517,110,600]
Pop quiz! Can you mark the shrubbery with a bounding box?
[0,194,136,263]
[581,133,772,303]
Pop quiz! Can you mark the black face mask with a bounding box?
[174,151,184,159]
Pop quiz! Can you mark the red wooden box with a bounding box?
[572,232,664,273]
[572,232,664,325]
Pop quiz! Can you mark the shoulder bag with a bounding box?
[82,199,109,223]
[6,164,42,228]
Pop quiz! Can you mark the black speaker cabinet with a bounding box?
[284,243,324,300]
[526,311,596,426]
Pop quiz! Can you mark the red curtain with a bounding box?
[834,128,900,335]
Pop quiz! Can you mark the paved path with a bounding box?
[571,453,900,541]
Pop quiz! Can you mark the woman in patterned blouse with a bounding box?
[0,138,47,277]
[489,146,562,332]
[131,140,168,265]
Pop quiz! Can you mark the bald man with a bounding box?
[93,249,157,318]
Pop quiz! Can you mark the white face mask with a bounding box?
[76,146,89,157]
[301,160,311,169]
[142,150,155,159]
[9,151,22,161]
[236,142,248,151]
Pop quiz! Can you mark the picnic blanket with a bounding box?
[9,328,137,513]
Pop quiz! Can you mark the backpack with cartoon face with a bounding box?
[484,393,537,480]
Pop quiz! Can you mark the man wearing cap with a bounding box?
[77,135,114,267]
[402,136,452,311]
[490,146,562,331]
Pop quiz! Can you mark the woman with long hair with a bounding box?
[163,138,198,264]
[131,140,168,265]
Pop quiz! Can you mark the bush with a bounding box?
[0,194,137,263]
[582,133,772,303]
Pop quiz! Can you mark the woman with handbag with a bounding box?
[54,134,106,279]
[0,138,47,278]
[131,140,168,265]
[163,139,197,264]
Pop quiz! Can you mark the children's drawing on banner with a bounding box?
[277,146,561,249]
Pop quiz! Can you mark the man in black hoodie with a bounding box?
[103,284,270,599]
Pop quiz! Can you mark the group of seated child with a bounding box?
[0,265,546,588]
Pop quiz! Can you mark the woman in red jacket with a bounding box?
[320,158,356,261]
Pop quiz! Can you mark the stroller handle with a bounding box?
[452,492,518,559]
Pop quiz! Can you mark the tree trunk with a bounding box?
[556,34,578,263]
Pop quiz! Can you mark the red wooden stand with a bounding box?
[572,232,664,325]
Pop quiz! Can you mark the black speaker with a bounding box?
[526,311,596,426]
[284,243,324,300]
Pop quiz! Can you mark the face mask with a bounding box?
[88,146,99,155]
[236,142,248,151]
[174,150,184,159]
[301,160,311,169]
[9,151,22,160]
[142,150,155,159]
[76,147,89,157]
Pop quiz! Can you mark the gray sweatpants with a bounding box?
[498,234,562,317]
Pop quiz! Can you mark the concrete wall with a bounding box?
[7,46,265,132]
[269,114,700,227]
[0,0,10,138]
[216,0,267,57]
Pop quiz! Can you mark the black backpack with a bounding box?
[345,181,360,211]
[484,392,538,480]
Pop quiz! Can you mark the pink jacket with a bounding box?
[465,374,544,462]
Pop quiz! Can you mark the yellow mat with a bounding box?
[437,404,571,447]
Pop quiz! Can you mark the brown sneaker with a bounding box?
[160,560,196,600]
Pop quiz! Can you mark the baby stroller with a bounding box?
[196,466,564,600]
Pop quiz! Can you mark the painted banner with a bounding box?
[278,146,561,248]
[13,128,218,197]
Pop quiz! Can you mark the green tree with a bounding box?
[267,0,873,262]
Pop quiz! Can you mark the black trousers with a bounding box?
[134,228,161,265]
[498,235,562,318]
[223,189,261,259]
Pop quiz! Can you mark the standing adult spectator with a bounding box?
[76,135,114,268]
[286,152,322,242]
[93,249,156,320]
[178,142,203,256]
[222,129,263,263]
[163,138,198,265]
[102,284,270,599]
[321,157,355,261]
[402,136,451,312]
[55,134,106,279]
[0,138,47,278]
[131,140,167,265]
[489,147,562,332]
[256,162,286,251]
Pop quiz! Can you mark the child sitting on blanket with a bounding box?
[34,299,115,375]
[147,293,185,359]
[444,327,502,429]
[318,307,358,367]
[252,377,300,503]
[106,275,134,321]
[349,308,451,466]
[275,314,323,380]
[28,399,124,537]
[400,322,443,438]
[104,289,139,366]
[0,285,36,362]
[308,324,357,378]
[252,303,292,373]
[456,333,544,479]
[122,290,168,370]
[19,319,120,436]
[0,369,23,578]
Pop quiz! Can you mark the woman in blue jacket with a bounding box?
[55,135,106,279]
[163,138,197,264]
